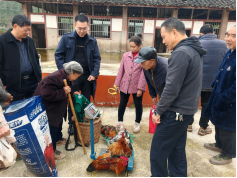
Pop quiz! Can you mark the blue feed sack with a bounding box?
[4,96,57,177]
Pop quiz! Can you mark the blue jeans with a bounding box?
[150,110,193,177]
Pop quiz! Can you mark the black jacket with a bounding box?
[156,36,206,116]
[0,29,42,91]
[143,56,168,98]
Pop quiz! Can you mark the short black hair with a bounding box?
[161,17,186,35]
[12,15,31,27]
[148,51,157,60]
[200,24,213,34]
[75,13,89,23]
[129,34,142,46]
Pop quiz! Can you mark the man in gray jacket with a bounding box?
[187,24,228,135]
[149,17,206,177]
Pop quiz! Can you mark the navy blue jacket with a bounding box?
[55,31,101,99]
[199,34,228,90]
[143,56,168,98]
[204,49,236,131]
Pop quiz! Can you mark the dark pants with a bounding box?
[215,126,236,158]
[118,91,143,123]
[7,75,38,102]
[150,110,193,177]
[199,91,211,129]
[49,121,63,151]
[68,74,92,122]
[188,91,211,126]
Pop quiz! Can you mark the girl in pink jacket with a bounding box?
[114,34,146,133]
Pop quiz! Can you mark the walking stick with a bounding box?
[63,79,87,154]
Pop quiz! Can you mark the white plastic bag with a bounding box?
[0,130,17,168]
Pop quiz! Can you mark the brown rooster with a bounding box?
[86,137,132,175]
[101,125,117,138]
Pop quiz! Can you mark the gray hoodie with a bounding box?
[156,36,206,115]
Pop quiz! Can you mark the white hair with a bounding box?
[63,61,83,76]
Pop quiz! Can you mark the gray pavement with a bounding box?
[0,107,236,177]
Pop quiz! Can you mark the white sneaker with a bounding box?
[133,122,140,133]
[116,121,124,131]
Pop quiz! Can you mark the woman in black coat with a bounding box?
[34,61,83,160]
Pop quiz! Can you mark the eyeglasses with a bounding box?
[78,27,87,32]
[225,32,236,39]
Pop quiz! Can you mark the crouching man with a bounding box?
[147,17,206,177]
[134,46,167,104]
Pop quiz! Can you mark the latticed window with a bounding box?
[90,18,111,38]
[128,20,143,39]
[205,22,221,38]
[58,16,73,36]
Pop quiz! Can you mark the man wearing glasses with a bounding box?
[55,14,101,139]
[203,24,236,165]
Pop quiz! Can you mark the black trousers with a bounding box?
[118,91,143,123]
[215,126,236,158]
[49,120,63,151]
[150,110,193,177]
[189,91,212,126]
[68,74,92,122]
[7,75,38,102]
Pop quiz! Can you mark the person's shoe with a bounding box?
[187,125,192,132]
[54,150,66,160]
[56,138,71,146]
[133,122,140,133]
[116,122,124,132]
[209,153,232,165]
[198,127,212,136]
[204,143,222,152]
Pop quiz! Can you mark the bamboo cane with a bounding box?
[63,79,87,154]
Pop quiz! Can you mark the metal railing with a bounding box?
[90,18,111,38]
[205,22,221,38]
[128,19,143,39]
[58,16,73,36]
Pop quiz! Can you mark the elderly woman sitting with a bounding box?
[33,61,83,160]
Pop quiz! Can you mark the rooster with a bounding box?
[101,125,117,138]
[86,137,132,175]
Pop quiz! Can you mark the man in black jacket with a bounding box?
[134,46,168,103]
[0,15,41,102]
[149,18,206,177]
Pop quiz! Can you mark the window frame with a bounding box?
[127,19,144,40]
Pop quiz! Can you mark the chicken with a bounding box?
[101,125,117,138]
[107,137,132,158]
[86,137,132,175]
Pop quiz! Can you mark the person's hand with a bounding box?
[63,86,71,95]
[4,86,7,90]
[115,87,120,93]
[152,113,161,124]
[87,75,96,82]
[0,126,10,139]
[5,93,13,103]
[5,102,10,106]
[73,91,80,96]
[137,89,143,97]
[152,97,158,105]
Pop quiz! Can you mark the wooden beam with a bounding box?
[219,10,229,40]
[207,9,210,20]
[190,9,194,19]
[107,5,109,16]
[172,8,178,18]
[141,7,143,17]
[157,7,159,18]
[92,5,94,16]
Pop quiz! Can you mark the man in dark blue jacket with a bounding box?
[187,24,228,135]
[134,47,168,104]
[203,25,236,165]
[55,14,101,136]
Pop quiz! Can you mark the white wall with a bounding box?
[112,18,122,31]
[227,22,236,31]
[30,14,44,23]
[193,21,204,34]
[144,20,154,33]
[46,15,57,29]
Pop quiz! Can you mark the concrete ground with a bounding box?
[0,107,236,177]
